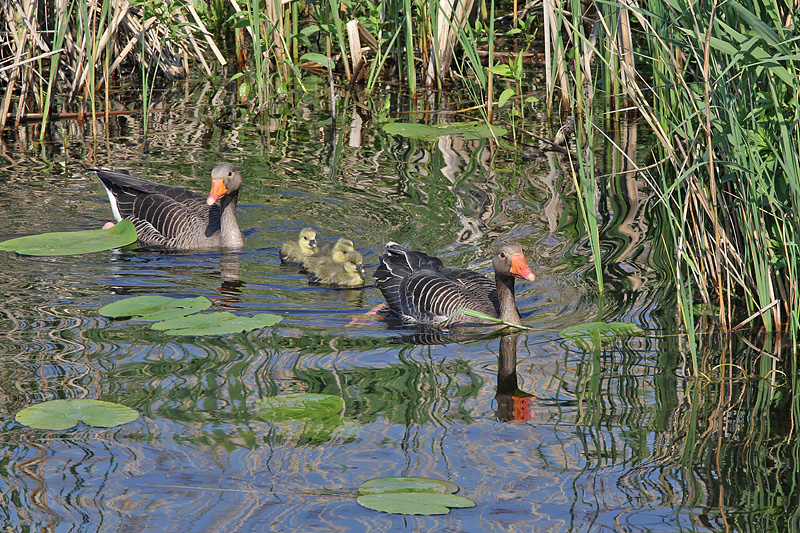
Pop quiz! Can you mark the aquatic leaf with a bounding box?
[356,477,474,515]
[356,493,475,515]
[498,88,516,108]
[383,121,507,140]
[254,393,351,442]
[99,295,212,321]
[358,476,459,496]
[254,393,344,422]
[15,399,139,430]
[560,321,643,350]
[0,220,137,256]
[151,311,282,335]
[456,309,532,330]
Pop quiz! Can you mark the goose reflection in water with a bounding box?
[494,334,534,423]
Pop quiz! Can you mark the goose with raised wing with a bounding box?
[94,163,245,251]
[374,242,536,327]
[279,227,317,263]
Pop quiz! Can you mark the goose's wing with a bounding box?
[440,267,499,310]
[95,169,213,219]
[127,192,219,248]
[396,270,498,323]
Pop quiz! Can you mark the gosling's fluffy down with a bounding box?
[308,250,365,287]
[280,227,317,263]
[301,237,355,271]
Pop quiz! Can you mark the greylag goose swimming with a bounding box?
[308,250,365,287]
[374,242,536,327]
[94,163,245,250]
[301,237,355,271]
[279,227,317,263]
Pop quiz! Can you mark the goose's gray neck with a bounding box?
[219,192,245,249]
[496,275,521,325]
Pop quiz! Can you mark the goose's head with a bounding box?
[298,227,318,253]
[207,163,243,205]
[494,244,536,282]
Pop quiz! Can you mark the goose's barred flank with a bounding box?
[374,242,536,328]
[94,164,245,251]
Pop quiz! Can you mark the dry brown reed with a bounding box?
[0,0,225,132]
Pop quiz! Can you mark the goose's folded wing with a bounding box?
[400,272,497,322]
[130,193,214,246]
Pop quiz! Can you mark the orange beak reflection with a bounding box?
[207,179,228,205]
[509,253,536,282]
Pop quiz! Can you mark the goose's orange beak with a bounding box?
[207,179,228,205]
[510,253,536,282]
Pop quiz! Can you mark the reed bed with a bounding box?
[0,0,224,133]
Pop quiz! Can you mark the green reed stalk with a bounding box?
[40,0,72,142]
[403,0,415,93]
[246,0,267,106]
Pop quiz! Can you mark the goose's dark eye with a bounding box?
[500,251,506,259]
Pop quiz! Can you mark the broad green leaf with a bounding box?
[497,88,516,108]
[0,220,137,256]
[358,476,459,496]
[356,493,475,515]
[151,311,282,335]
[254,393,344,422]
[299,52,333,68]
[99,295,212,321]
[486,64,513,77]
[383,121,507,140]
[16,399,139,430]
[254,394,353,442]
[560,321,643,350]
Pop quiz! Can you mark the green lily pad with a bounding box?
[560,321,644,350]
[383,121,507,140]
[254,393,344,422]
[356,477,475,515]
[0,220,137,256]
[150,311,282,335]
[99,295,213,321]
[254,394,350,442]
[358,476,459,496]
[15,399,139,430]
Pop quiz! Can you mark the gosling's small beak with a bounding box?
[510,253,536,282]
[309,239,317,248]
[357,264,365,273]
[207,178,228,205]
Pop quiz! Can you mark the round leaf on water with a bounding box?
[358,476,459,496]
[560,321,643,350]
[254,393,344,422]
[150,311,282,335]
[15,399,139,430]
[0,220,137,256]
[356,493,475,515]
[99,295,212,321]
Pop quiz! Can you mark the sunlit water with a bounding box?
[0,81,750,532]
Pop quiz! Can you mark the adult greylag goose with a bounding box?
[94,163,245,250]
[301,237,355,271]
[374,242,536,327]
[308,250,365,287]
[280,227,317,263]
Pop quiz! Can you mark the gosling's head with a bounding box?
[298,227,317,253]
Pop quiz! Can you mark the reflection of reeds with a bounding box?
[0,0,224,131]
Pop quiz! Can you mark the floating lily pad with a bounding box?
[356,477,475,515]
[560,321,643,350]
[15,399,139,430]
[150,311,282,335]
[254,393,344,421]
[383,121,507,140]
[358,476,459,496]
[0,220,137,256]
[99,295,213,321]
